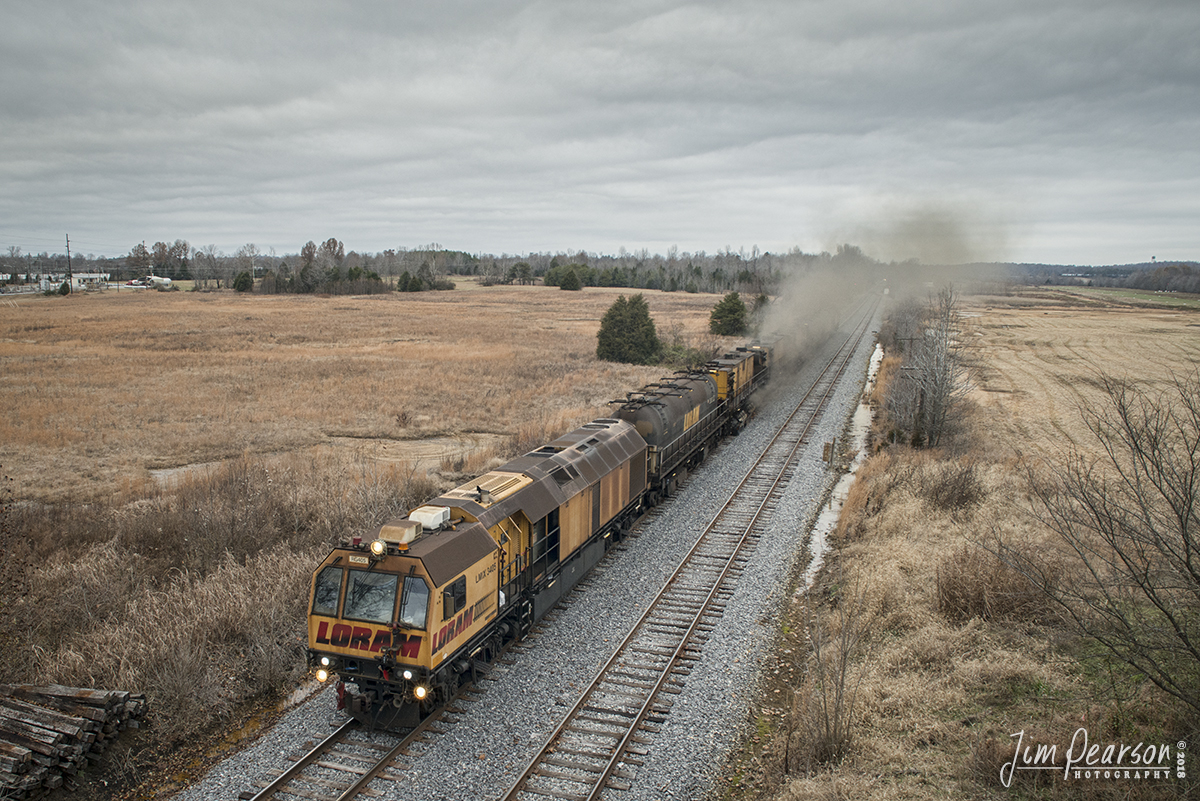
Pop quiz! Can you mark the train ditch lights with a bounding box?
[316,655,336,682]
[412,684,429,702]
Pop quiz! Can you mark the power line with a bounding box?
[0,232,132,254]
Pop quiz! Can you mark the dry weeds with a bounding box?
[2,449,440,747]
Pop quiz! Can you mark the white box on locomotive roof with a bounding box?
[409,505,451,531]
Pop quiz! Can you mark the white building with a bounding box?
[71,272,110,290]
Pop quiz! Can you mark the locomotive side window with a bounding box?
[343,570,398,624]
[397,576,429,629]
[443,576,467,621]
[312,566,344,617]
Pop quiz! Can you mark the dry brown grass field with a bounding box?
[722,288,1200,801]
[0,281,730,503]
[0,282,744,793]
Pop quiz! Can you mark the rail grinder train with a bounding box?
[307,341,776,729]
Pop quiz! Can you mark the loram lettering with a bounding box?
[314,621,421,658]
[432,607,475,654]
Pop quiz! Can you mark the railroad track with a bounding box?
[237,700,453,801]
[498,300,879,801]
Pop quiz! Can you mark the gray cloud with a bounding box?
[2,0,1197,263]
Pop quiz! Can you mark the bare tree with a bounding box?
[773,574,876,775]
[127,243,151,274]
[192,245,221,290]
[300,241,317,269]
[913,287,973,445]
[885,287,973,446]
[234,243,259,277]
[999,372,1200,715]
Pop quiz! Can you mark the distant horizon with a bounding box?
[2,241,1196,273]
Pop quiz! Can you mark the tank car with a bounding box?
[612,371,719,503]
[612,340,775,503]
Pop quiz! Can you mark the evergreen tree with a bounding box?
[596,294,662,365]
[233,271,254,292]
[560,268,582,291]
[709,291,748,336]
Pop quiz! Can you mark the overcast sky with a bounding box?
[2,1,1197,265]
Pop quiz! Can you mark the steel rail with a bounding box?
[240,701,449,801]
[500,298,878,801]
[332,707,448,801]
[241,718,357,801]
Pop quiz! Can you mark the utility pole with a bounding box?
[65,234,73,293]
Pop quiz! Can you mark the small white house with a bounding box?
[71,272,110,290]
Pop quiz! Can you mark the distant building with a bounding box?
[71,272,110,290]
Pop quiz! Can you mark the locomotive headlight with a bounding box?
[402,669,413,681]
[316,668,330,683]
[369,539,387,557]
[320,656,332,667]
[413,684,429,701]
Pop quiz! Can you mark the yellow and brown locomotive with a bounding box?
[307,340,775,728]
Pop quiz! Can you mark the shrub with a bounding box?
[1002,372,1200,717]
[596,294,662,365]
[559,268,582,291]
[920,459,984,515]
[768,580,875,775]
[233,271,253,292]
[709,291,747,335]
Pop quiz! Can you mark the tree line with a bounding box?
[1015,261,1200,293]
[4,239,897,299]
[878,287,973,448]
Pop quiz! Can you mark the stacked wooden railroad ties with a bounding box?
[0,684,147,797]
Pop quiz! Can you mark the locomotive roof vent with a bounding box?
[409,505,451,532]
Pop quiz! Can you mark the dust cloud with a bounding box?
[755,200,1012,372]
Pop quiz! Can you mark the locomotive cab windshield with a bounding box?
[313,565,412,625]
